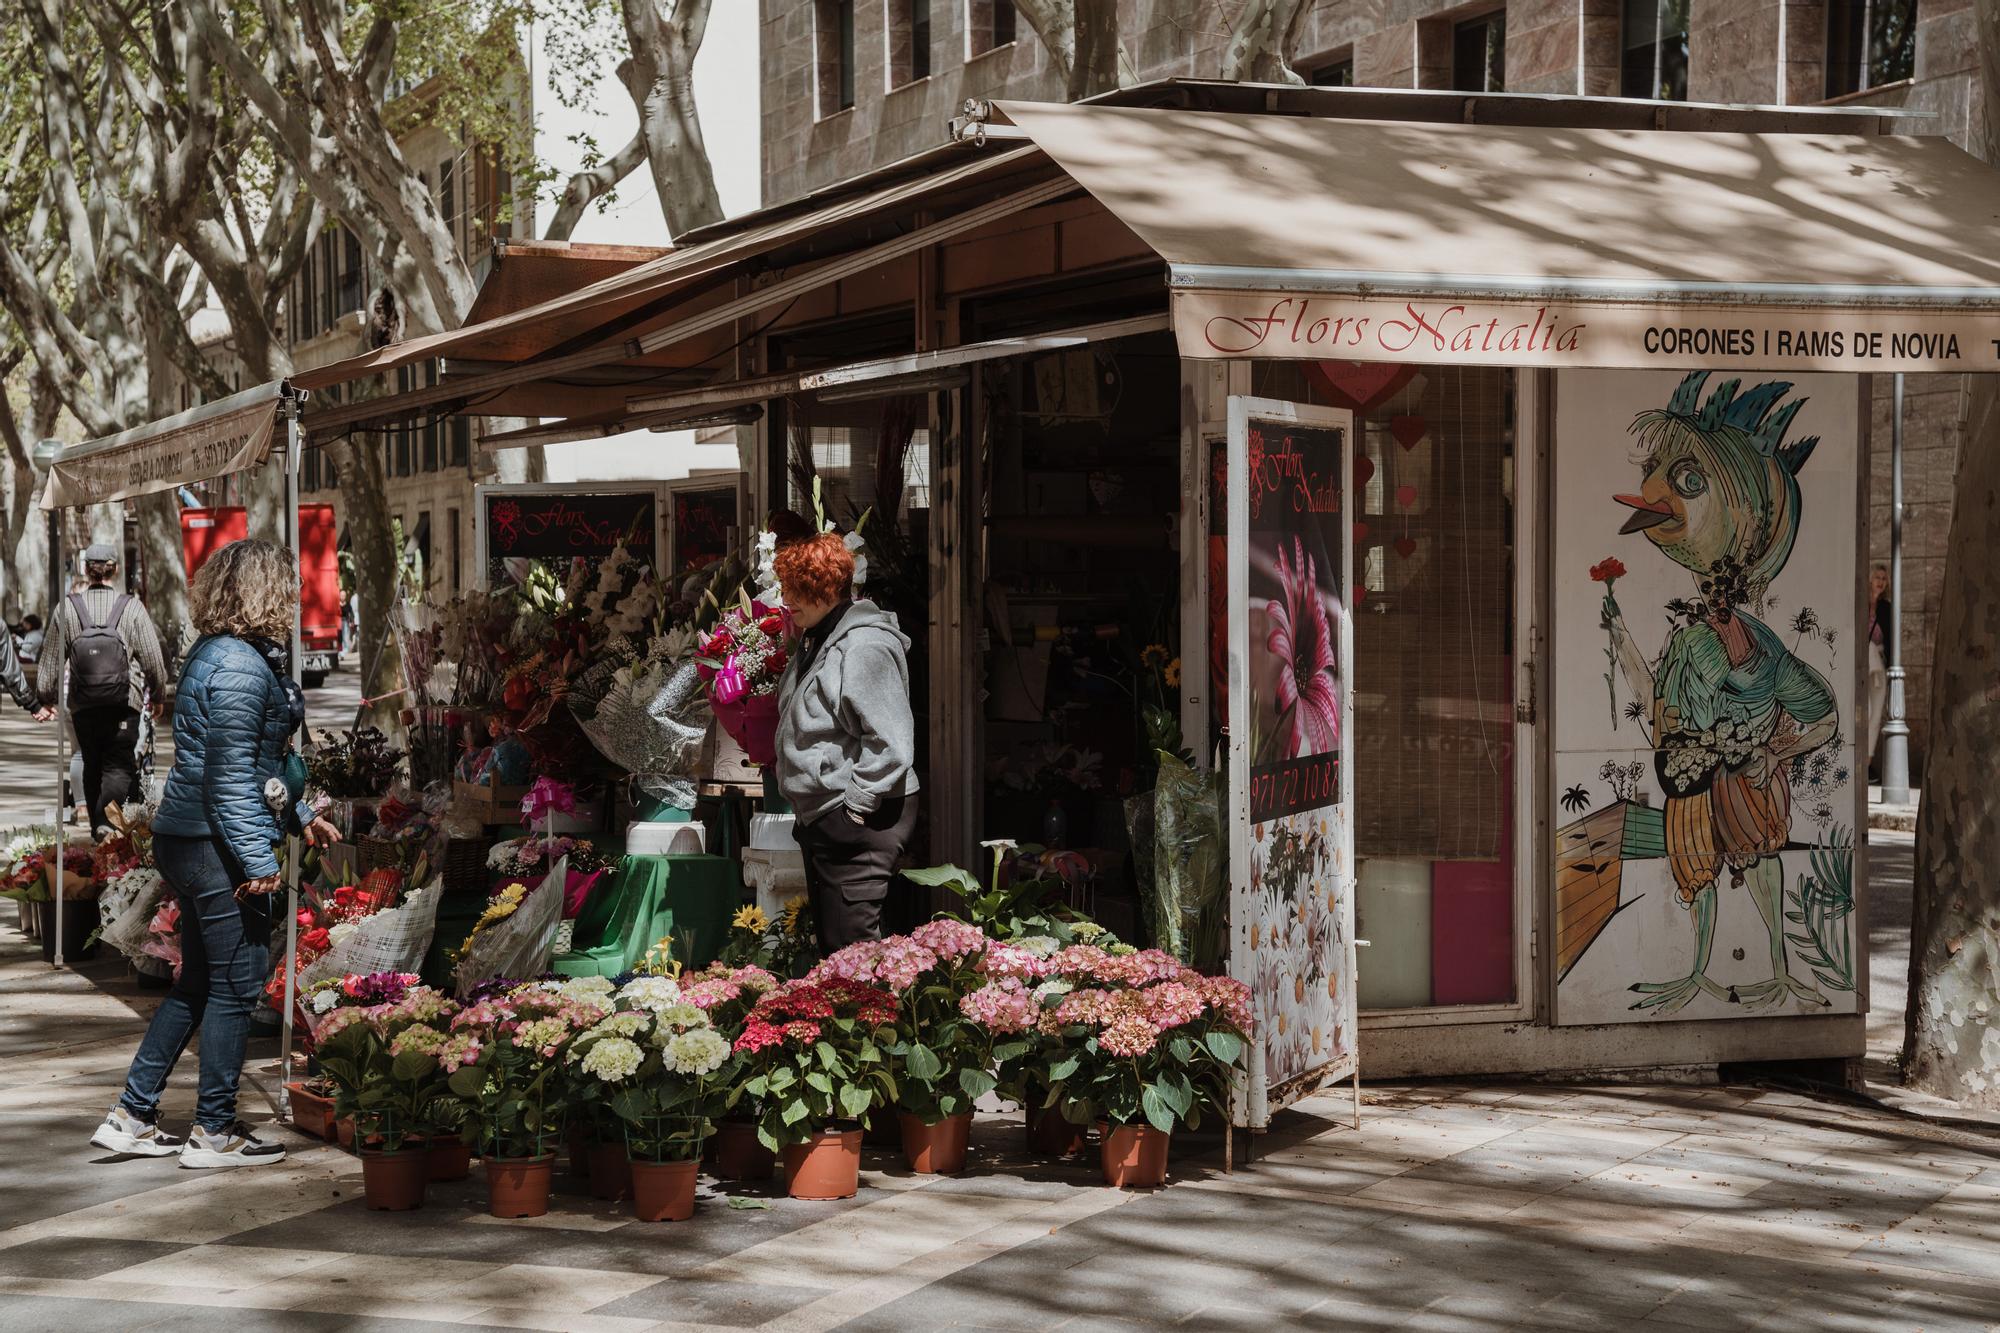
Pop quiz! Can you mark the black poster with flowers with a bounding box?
[1244,420,1347,824]
[483,488,658,588]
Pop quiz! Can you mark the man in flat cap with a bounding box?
[38,544,167,837]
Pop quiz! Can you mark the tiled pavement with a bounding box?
[4,920,2000,1332]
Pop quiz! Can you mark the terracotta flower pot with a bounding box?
[899,1111,971,1176]
[486,1155,556,1218]
[360,1147,429,1211]
[286,1084,336,1141]
[335,1116,356,1150]
[1100,1123,1170,1189]
[712,1120,775,1182]
[629,1157,700,1222]
[587,1140,633,1201]
[782,1128,863,1200]
[1026,1106,1086,1158]
[427,1133,472,1182]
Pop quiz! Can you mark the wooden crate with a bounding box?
[453,777,531,828]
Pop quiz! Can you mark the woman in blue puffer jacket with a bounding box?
[90,540,341,1169]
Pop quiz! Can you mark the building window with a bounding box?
[448,507,462,591]
[1622,0,1690,100]
[338,227,362,317]
[816,0,857,116]
[1825,0,1916,99]
[968,0,1016,55]
[449,417,470,468]
[1451,12,1505,93]
[1309,56,1354,87]
[888,0,931,87]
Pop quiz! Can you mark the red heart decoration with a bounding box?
[1308,361,1419,413]
[1395,484,1419,509]
[1390,415,1428,450]
[1353,521,1370,542]
[1354,455,1375,486]
[1394,536,1418,558]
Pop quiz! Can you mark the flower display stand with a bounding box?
[743,812,807,921]
[549,852,740,978]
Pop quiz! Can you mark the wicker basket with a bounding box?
[357,836,399,877]
[443,836,497,897]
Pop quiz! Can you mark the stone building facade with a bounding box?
[759,0,1975,770]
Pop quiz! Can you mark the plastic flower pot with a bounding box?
[1025,1106,1087,1158]
[485,1155,556,1219]
[587,1140,633,1201]
[899,1111,972,1176]
[1100,1124,1170,1189]
[427,1133,472,1182]
[359,1146,429,1211]
[629,1158,700,1222]
[335,1116,356,1150]
[286,1084,336,1141]
[782,1128,863,1200]
[711,1120,774,1182]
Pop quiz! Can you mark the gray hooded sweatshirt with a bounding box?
[775,599,920,823]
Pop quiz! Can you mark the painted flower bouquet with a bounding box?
[695,591,791,766]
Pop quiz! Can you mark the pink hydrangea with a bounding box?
[810,935,941,994]
[979,941,1056,981]
[959,977,1039,1033]
[1197,975,1254,1033]
[909,918,987,962]
[1139,980,1207,1032]
[313,1006,372,1042]
[438,1032,485,1073]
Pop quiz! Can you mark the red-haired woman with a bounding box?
[772,532,919,951]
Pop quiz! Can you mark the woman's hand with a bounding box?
[236,874,282,901]
[303,817,342,849]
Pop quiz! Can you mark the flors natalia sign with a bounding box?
[1175,292,2000,372]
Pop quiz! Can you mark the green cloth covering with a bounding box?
[550,853,742,978]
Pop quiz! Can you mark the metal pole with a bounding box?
[1880,373,1913,804]
[279,389,303,1119]
[51,510,65,969]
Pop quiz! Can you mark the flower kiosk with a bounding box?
[241,81,2000,1184]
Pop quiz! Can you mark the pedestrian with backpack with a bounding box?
[37,544,168,838]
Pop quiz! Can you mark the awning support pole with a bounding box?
[50,509,65,969]
[1880,372,1912,804]
[279,387,303,1120]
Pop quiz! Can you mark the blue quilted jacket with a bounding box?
[153,635,312,881]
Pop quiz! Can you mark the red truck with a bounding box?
[181,504,342,687]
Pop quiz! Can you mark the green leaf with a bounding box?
[805,1071,833,1094]
[1159,1073,1194,1117]
[958,1067,998,1101]
[992,1040,1033,1063]
[1141,1084,1178,1134]
[1203,1030,1245,1065]
[1046,1055,1080,1082]
[726,1196,773,1210]
[838,1084,874,1119]
[817,1042,841,1071]
[780,1097,810,1126]
[904,1044,944,1082]
[902,865,983,896]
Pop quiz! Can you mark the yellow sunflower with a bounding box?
[732,904,770,934]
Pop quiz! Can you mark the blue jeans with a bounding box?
[117,835,271,1132]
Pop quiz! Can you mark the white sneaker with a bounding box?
[179,1122,288,1169]
[90,1107,184,1158]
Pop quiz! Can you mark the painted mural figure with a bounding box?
[1599,373,1838,1014]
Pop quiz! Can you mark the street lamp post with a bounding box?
[1880,375,1913,806]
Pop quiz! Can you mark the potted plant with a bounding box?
[732,978,899,1199]
[312,985,459,1211]
[446,983,609,1217]
[572,996,737,1222]
[676,962,781,1180]
[1021,947,1251,1188]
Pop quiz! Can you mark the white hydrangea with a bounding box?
[580,1036,644,1084]
[593,1012,651,1040]
[556,976,616,1003]
[309,989,341,1014]
[660,1028,730,1076]
[652,1003,708,1034]
[618,975,682,1012]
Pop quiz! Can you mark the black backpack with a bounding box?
[67,593,132,710]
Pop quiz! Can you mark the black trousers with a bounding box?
[73,705,141,833]
[794,794,918,954]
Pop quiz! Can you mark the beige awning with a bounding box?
[43,381,286,510]
[996,101,2000,372]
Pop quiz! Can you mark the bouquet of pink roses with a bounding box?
[695,592,790,766]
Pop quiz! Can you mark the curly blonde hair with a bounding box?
[190,539,298,642]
